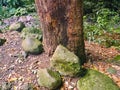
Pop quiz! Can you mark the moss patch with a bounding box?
[52,60,81,76]
[21,27,42,40]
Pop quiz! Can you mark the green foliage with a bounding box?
[114,55,120,61]
[84,0,120,48]
[0,0,35,19]
[83,0,120,15]
[96,8,120,31]
[14,7,28,16]
[21,27,42,40]
[1,0,21,8]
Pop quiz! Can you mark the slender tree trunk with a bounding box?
[35,0,86,64]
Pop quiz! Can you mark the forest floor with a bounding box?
[0,15,120,90]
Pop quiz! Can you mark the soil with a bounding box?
[0,15,120,90]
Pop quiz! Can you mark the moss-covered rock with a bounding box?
[20,27,42,40]
[21,37,43,54]
[50,45,81,77]
[9,22,25,32]
[0,38,6,46]
[77,69,120,90]
[37,68,62,90]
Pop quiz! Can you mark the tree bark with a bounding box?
[35,0,86,64]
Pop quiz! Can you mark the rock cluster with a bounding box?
[7,22,120,90]
[9,22,43,54]
[37,45,120,90]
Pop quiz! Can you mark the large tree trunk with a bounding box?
[35,0,86,64]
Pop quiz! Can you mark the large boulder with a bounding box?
[21,37,43,54]
[20,27,42,41]
[50,45,81,77]
[9,22,25,32]
[37,68,62,90]
[77,69,120,90]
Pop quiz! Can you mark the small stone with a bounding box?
[64,81,69,88]
[32,70,37,74]
[21,51,28,59]
[9,22,25,32]
[68,85,74,90]
[21,37,43,54]
[71,82,75,86]
[37,68,62,90]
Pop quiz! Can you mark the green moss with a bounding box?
[114,55,120,61]
[47,69,62,88]
[77,69,120,90]
[21,27,42,40]
[52,61,81,76]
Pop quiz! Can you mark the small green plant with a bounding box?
[14,7,28,16]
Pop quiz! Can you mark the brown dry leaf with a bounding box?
[8,77,18,82]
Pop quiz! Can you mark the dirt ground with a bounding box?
[0,30,120,90]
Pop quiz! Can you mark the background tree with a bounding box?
[35,0,86,64]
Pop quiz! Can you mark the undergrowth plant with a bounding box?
[84,8,120,48]
[0,0,35,19]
